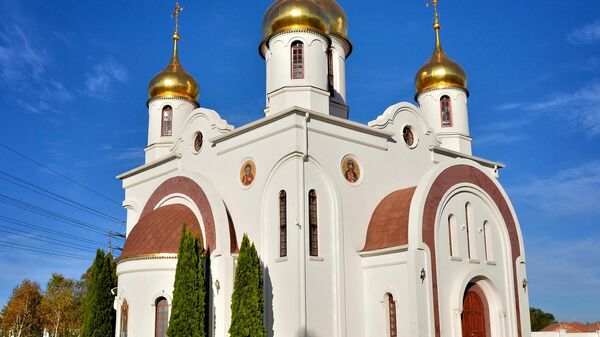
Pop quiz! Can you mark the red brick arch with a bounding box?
[142,176,217,251]
[422,165,523,337]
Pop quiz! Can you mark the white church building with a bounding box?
[114,1,532,336]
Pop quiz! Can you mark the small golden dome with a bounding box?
[415,27,467,94]
[262,0,330,39]
[148,34,199,103]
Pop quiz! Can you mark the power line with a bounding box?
[0,226,98,252]
[0,215,106,246]
[0,169,124,225]
[0,143,122,205]
[0,193,120,236]
[0,241,92,261]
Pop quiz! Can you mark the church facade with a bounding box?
[114,1,532,337]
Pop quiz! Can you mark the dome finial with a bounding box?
[171,1,184,60]
[426,0,442,50]
[414,0,467,95]
[147,1,199,105]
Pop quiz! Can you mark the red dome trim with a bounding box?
[142,176,217,251]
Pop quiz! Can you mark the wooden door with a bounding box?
[462,290,487,337]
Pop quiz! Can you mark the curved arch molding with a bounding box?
[422,165,523,337]
[142,176,217,251]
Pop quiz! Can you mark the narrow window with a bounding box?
[120,300,128,337]
[155,297,169,337]
[448,214,455,257]
[387,293,397,337]
[440,95,452,127]
[308,190,318,256]
[161,105,173,137]
[291,41,304,79]
[483,221,492,261]
[327,49,334,95]
[279,190,287,258]
[465,203,472,259]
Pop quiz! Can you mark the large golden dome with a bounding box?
[261,0,350,46]
[262,0,330,39]
[148,33,199,104]
[415,26,467,94]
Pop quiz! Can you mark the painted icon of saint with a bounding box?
[241,162,255,186]
[344,160,359,183]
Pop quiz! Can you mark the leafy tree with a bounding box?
[42,273,79,337]
[167,226,206,337]
[1,279,44,337]
[229,234,266,337]
[530,307,556,331]
[81,250,116,337]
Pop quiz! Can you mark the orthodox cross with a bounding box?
[426,0,440,27]
[172,2,184,36]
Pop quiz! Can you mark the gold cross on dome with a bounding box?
[426,0,440,27]
[172,2,184,35]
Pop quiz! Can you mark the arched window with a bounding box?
[483,221,492,261]
[279,190,287,257]
[291,41,304,79]
[155,297,169,337]
[120,300,128,337]
[386,293,397,337]
[465,203,473,259]
[161,105,173,137]
[440,95,452,127]
[308,190,318,256]
[448,214,456,257]
[327,49,334,95]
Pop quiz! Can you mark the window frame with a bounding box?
[291,41,305,80]
[440,95,453,128]
[308,190,318,257]
[279,190,287,258]
[327,49,334,95]
[161,105,173,137]
[387,293,397,337]
[155,297,169,337]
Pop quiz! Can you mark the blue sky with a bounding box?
[0,0,599,322]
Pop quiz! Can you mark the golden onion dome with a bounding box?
[319,0,349,41]
[262,0,331,40]
[148,33,199,104]
[415,25,467,95]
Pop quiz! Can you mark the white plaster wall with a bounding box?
[329,35,349,103]
[362,252,410,337]
[434,186,517,337]
[116,259,177,337]
[263,32,331,116]
[117,100,530,337]
[417,88,471,154]
[146,98,196,162]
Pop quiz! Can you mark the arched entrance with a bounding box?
[462,284,489,337]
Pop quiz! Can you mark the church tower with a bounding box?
[145,2,199,163]
[260,0,352,119]
[415,0,471,154]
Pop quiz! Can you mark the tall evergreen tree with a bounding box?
[229,234,266,337]
[167,226,205,337]
[81,250,116,337]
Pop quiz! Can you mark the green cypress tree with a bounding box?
[81,249,116,337]
[168,226,206,337]
[195,234,206,337]
[229,234,266,337]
